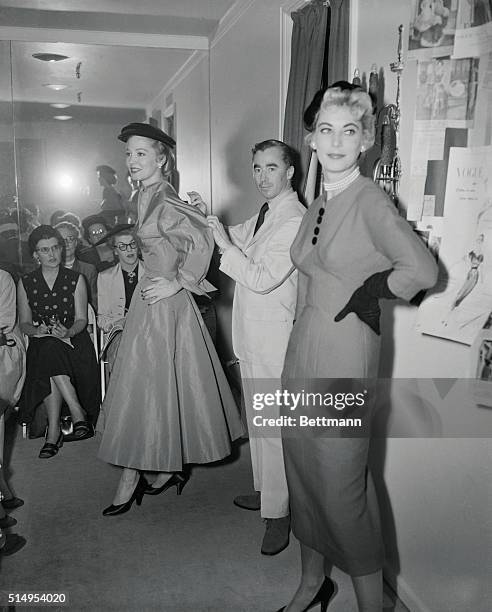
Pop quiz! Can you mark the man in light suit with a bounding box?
[207,139,305,555]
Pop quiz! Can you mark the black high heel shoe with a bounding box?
[144,472,188,496]
[39,431,64,459]
[276,577,337,612]
[102,474,147,516]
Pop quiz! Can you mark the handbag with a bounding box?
[0,332,25,408]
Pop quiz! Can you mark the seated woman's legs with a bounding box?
[44,380,64,444]
[51,374,86,424]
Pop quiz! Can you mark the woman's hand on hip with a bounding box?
[141,277,181,304]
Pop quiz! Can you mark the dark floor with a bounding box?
[0,419,408,611]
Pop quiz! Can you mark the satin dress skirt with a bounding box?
[98,285,243,471]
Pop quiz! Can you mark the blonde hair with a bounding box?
[306,85,375,149]
[151,140,176,179]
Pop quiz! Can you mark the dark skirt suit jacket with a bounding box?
[281,175,438,576]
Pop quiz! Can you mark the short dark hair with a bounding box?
[28,225,63,255]
[96,165,117,185]
[252,139,296,168]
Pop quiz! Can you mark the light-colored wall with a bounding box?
[355,2,492,611]
[149,53,211,205]
[207,0,294,359]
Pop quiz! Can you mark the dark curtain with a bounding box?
[283,0,329,195]
[283,0,350,200]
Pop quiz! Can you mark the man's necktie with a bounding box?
[253,202,269,236]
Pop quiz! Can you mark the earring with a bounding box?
[311,144,317,151]
[361,146,365,152]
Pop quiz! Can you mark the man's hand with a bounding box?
[140,277,181,304]
[187,191,207,214]
[207,215,232,251]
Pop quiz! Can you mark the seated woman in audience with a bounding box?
[17,225,100,457]
[58,212,82,231]
[0,269,26,523]
[97,223,144,370]
[78,215,116,272]
[54,221,98,312]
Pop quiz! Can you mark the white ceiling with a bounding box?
[0,0,236,20]
[11,41,193,109]
[0,1,238,37]
[0,0,239,115]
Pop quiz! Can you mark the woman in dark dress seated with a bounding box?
[17,226,100,458]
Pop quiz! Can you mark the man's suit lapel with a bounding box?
[246,205,277,249]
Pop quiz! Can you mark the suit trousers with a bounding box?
[240,360,289,519]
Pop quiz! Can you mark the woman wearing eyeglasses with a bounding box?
[17,225,100,458]
[96,224,144,371]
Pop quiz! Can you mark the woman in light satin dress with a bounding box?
[98,123,243,516]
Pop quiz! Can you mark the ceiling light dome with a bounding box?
[33,53,69,62]
[43,84,68,91]
[53,115,72,121]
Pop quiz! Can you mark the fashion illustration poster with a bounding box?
[417,145,492,344]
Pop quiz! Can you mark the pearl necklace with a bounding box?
[322,167,360,197]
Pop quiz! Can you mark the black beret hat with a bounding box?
[118,122,176,148]
[93,223,135,246]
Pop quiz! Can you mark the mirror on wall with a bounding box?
[0,41,19,277]
[0,40,210,276]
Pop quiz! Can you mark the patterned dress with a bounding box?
[18,266,100,425]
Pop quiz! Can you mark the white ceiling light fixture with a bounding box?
[32,53,69,62]
[43,84,68,91]
[50,103,71,109]
[53,115,72,121]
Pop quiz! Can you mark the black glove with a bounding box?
[334,269,396,335]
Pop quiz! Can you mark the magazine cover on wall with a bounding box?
[416,145,492,344]
[453,0,492,58]
[470,313,492,407]
[414,56,479,124]
[408,0,458,59]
